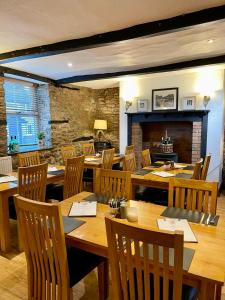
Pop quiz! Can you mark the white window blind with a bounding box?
[4,80,39,146]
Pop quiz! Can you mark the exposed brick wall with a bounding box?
[131,122,142,168]
[192,122,202,163]
[0,78,7,156]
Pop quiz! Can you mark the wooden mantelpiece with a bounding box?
[126,110,209,160]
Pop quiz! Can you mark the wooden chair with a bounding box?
[63,156,84,199]
[201,154,211,180]
[141,149,151,167]
[168,178,218,214]
[102,148,115,169]
[61,145,77,164]
[18,151,40,167]
[81,143,95,155]
[125,144,134,155]
[0,156,12,174]
[191,159,203,180]
[123,152,136,172]
[14,195,108,300]
[94,169,131,199]
[105,217,198,300]
[18,162,48,202]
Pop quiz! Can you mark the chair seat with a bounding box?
[46,183,64,201]
[67,246,106,287]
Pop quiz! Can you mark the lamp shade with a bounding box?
[94,119,107,130]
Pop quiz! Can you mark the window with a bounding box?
[4,80,39,146]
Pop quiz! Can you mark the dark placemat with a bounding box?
[48,169,65,175]
[135,169,153,176]
[63,216,85,234]
[161,207,203,223]
[140,245,195,271]
[175,173,192,179]
[84,193,109,204]
[150,163,163,168]
[182,166,194,171]
[201,213,220,226]
[0,174,7,177]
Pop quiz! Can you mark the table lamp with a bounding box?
[94,119,107,141]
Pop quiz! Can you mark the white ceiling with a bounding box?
[1,0,225,88]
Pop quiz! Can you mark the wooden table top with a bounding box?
[84,154,123,168]
[131,163,194,189]
[60,191,225,285]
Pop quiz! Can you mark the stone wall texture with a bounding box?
[0,76,119,164]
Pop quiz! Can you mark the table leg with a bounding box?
[216,285,222,300]
[0,193,11,252]
[97,259,109,300]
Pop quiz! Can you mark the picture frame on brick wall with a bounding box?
[137,99,148,112]
[182,96,196,110]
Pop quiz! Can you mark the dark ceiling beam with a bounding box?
[56,54,225,84]
[0,66,55,84]
[1,5,225,64]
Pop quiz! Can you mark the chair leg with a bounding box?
[97,259,109,300]
[70,288,73,300]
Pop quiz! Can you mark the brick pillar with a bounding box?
[192,121,202,163]
[0,77,7,156]
[131,122,142,168]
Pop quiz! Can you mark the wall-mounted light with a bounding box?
[125,100,132,112]
[203,95,210,110]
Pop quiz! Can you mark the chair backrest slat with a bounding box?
[63,156,84,199]
[94,168,131,200]
[123,152,136,172]
[105,217,184,300]
[192,159,203,180]
[81,143,95,155]
[14,195,70,300]
[0,156,12,174]
[141,149,151,167]
[201,155,211,180]
[168,178,218,214]
[125,144,134,155]
[102,148,115,170]
[18,151,40,167]
[61,145,77,164]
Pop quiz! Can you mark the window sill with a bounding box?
[8,145,53,155]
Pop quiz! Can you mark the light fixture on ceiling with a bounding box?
[67,62,73,67]
[207,39,214,44]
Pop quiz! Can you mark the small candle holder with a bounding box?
[126,207,138,222]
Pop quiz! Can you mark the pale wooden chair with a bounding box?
[105,217,198,300]
[125,144,134,155]
[94,168,131,199]
[18,151,40,167]
[61,145,77,164]
[141,148,151,167]
[14,195,108,300]
[102,148,115,169]
[64,156,84,199]
[0,156,12,174]
[18,162,48,202]
[123,152,136,172]
[201,154,211,180]
[191,159,203,180]
[81,143,95,155]
[168,178,218,214]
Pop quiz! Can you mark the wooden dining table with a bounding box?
[131,163,194,198]
[60,191,225,300]
[0,166,65,252]
[84,154,123,168]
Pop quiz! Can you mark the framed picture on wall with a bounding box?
[182,96,196,110]
[152,88,178,111]
[137,99,148,112]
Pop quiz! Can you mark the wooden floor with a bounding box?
[0,195,225,300]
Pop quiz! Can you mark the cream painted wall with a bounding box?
[119,68,225,182]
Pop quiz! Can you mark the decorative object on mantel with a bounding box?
[137,99,148,112]
[182,96,196,110]
[152,88,178,112]
[160,130,173,153]
[94,119,107,141]
[203,95,210,110]
[125,100,132,112]
[37,132,45,147]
